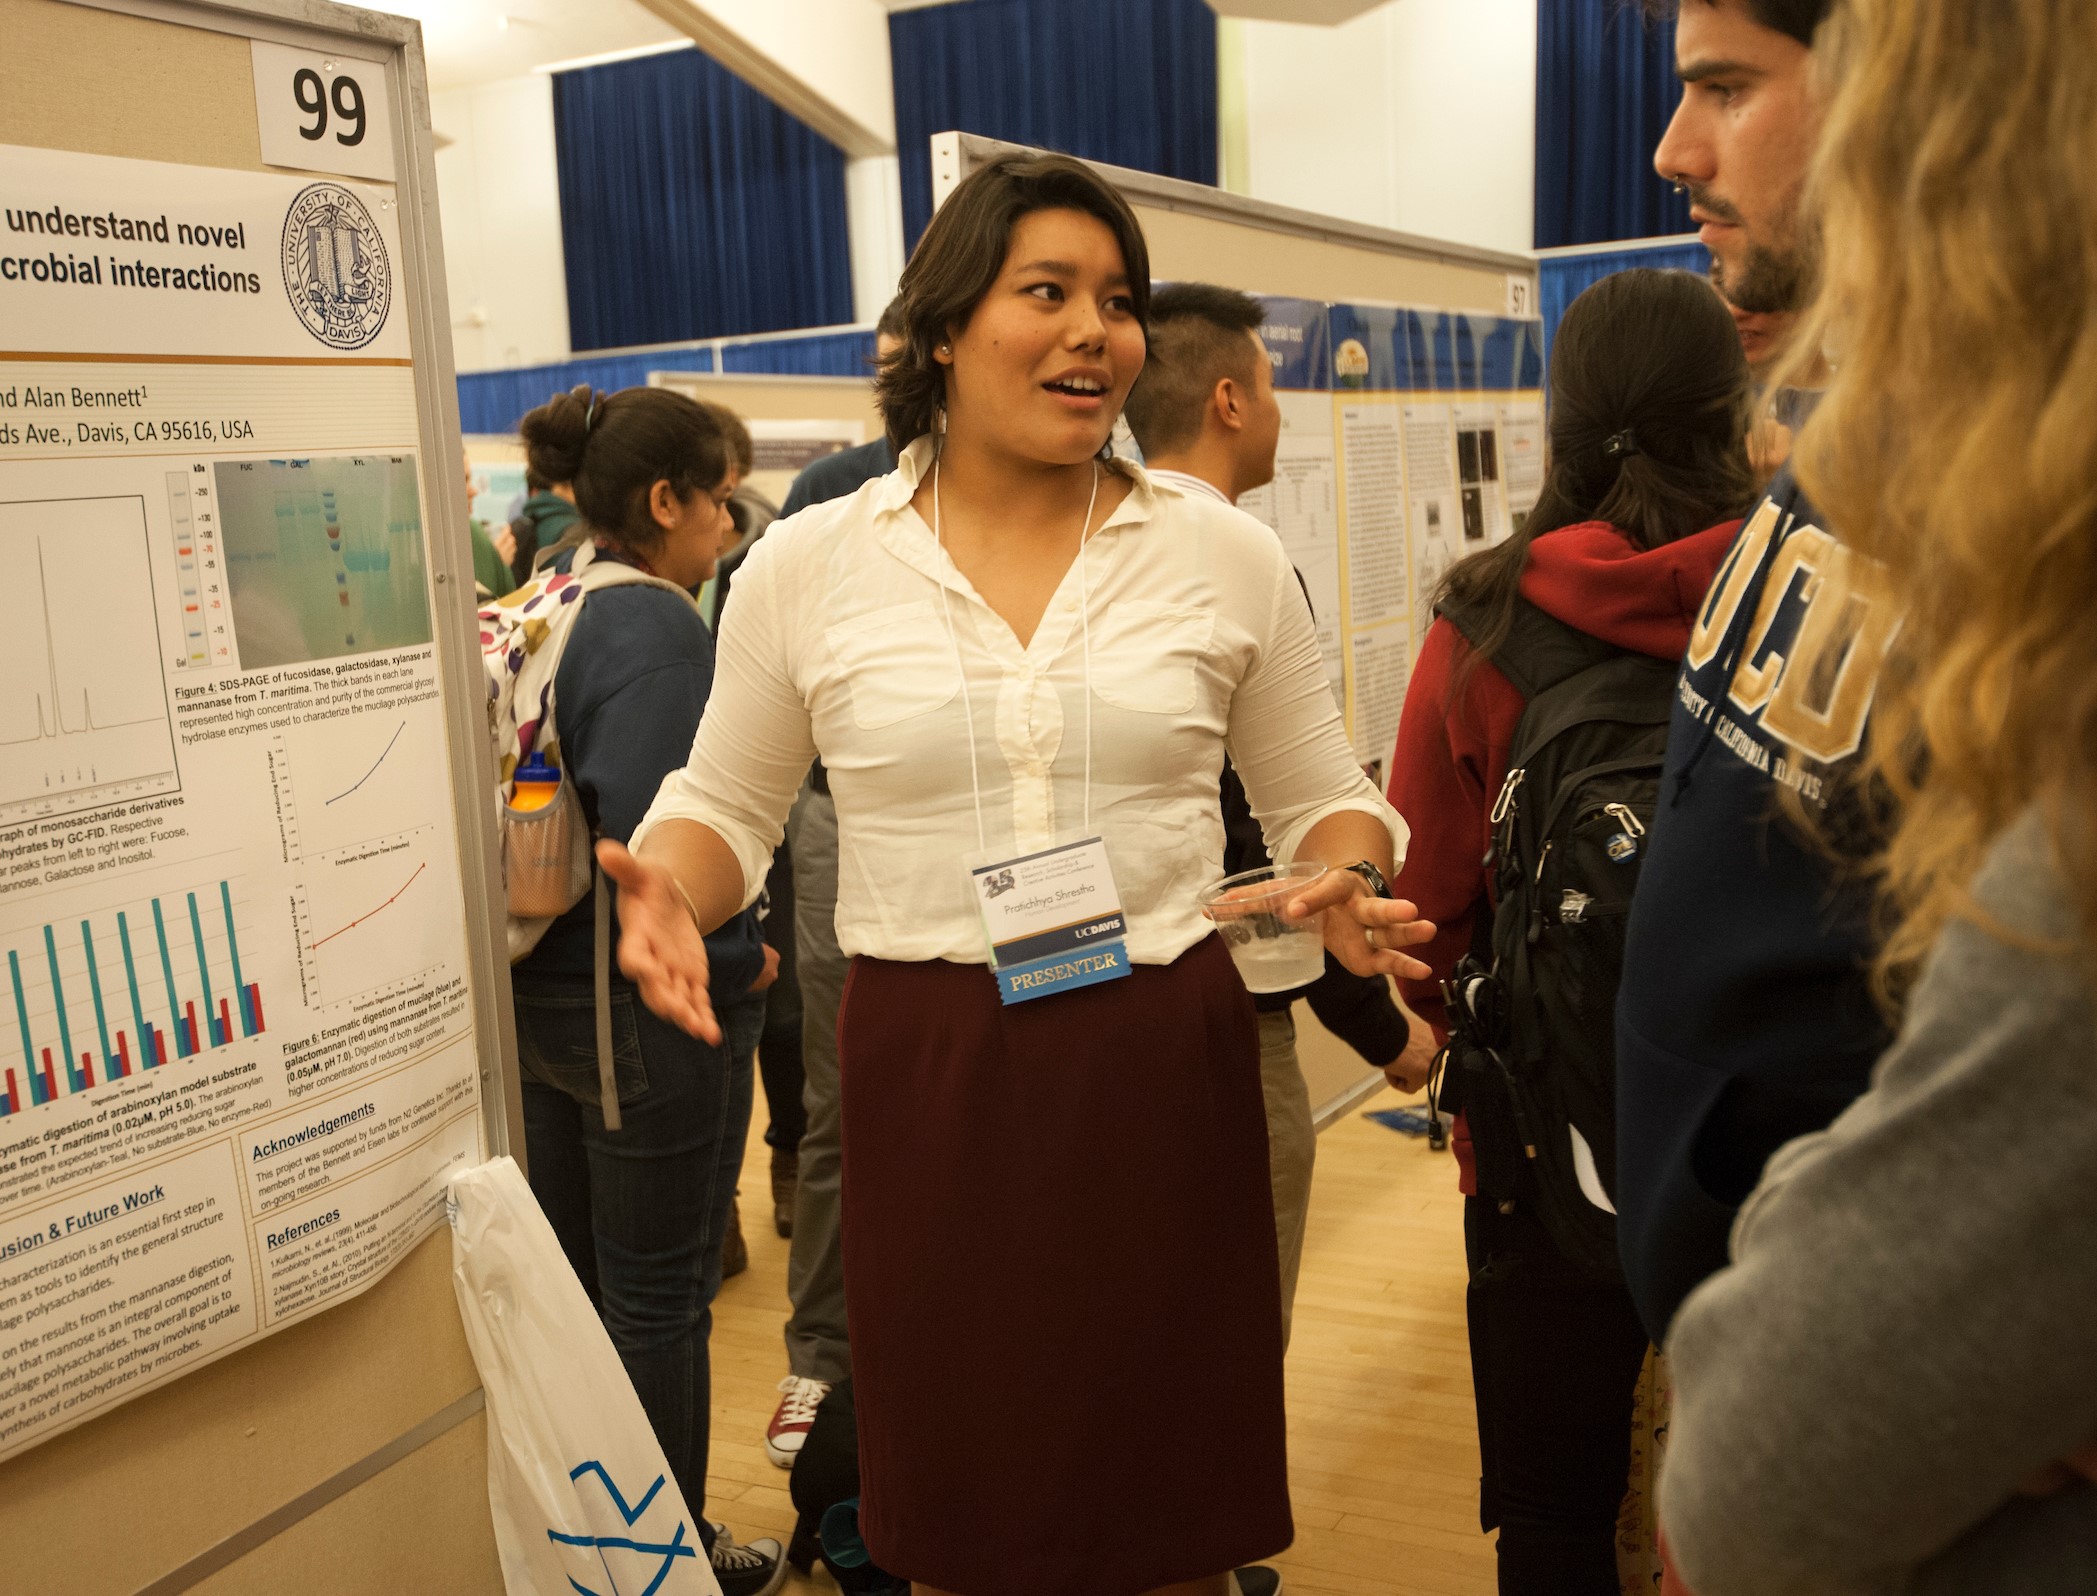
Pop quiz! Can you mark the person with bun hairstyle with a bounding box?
[597,152,1437,1596]
[511,385,787,1595]
[1384,269,1756,1593]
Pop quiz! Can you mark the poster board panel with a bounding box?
[0,1,505,1589]
[187,1405,502,1596]
[647,370,885,503]
[0,0,265,171]
[0,1228,486,1593]
[1136,204,1520,319]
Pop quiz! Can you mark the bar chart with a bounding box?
[0,878,266,1118]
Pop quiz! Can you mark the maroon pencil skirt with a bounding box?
[836,934,1292,1596]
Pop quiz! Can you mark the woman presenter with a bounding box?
[600,152,1434,1596]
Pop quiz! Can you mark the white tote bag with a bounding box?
[450,1156,722,1596]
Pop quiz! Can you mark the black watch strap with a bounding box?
[1342,859,1392,900]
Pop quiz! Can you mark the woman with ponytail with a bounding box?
[1383,267,1756,1593]
[509,385,786,1595]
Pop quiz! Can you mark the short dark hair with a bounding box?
[1641,0,1832,48]
[1122,283,1265,459]
[875,152,1151,454]
[518,384,729,559]
[874,295,907,344]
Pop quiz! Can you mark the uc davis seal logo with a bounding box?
[281,182,391,350]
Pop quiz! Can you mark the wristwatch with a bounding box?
[1340,859,1392,900]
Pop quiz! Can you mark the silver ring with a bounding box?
[1365,927,1381,951]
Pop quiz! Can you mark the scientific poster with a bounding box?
[1233,297,1346,696]
[1328,306,1545,769]
[0,144,481,1461]
[1239,390,1344,694]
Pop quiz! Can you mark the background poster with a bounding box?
[1237,296,1344,696]
[1328,305,1545,770]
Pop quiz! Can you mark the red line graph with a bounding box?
[310,862,427,951]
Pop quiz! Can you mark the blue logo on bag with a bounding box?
[547,1460,699,1596]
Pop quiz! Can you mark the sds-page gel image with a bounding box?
[214,453,434,667]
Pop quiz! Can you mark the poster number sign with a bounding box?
[251,40,396,183]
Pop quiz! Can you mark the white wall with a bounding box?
[431,76,573,370]
[688,0,896,151]
[1236,0,1537,258]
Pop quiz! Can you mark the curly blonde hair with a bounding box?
[1787,0,2097,987]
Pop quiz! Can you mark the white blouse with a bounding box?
[633,436,1405,965]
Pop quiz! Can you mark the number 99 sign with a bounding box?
[251,40,395,183]
[292,67,366,147]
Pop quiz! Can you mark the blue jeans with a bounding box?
[515,974,764,1536]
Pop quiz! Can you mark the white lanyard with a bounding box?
[930,452,1102,852]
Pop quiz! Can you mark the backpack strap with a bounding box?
[593,863,620,1132]
[1508,653,1679,773]
[1438,594,1619,702]
[510,541,697,1133]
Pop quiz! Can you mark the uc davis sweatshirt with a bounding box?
[1614,469,1895,1338]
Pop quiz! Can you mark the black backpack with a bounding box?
[1432,596,1675,1279]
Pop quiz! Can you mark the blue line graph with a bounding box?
[325,720,405,805]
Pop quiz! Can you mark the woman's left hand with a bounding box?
[1284,869,1436,982]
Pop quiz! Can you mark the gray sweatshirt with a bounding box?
[1661,807,2097,1595]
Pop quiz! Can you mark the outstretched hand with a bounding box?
[1284,869,1437,983]
[596,839,720,1044]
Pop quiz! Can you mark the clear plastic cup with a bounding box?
[1199,861,1330,994]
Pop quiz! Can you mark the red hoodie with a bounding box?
[1385,518,1741,1193]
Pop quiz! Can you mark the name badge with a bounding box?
[972,836,1133,1005]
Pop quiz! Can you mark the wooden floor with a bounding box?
[704,1078,1493,1596]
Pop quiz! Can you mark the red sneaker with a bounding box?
[764,1374,832,1468]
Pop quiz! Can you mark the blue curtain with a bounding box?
[1534,0,1692,248]
[890,0,1218,249]
[456,347,717,437]
[721,329,876,377]
[1539,240,1709,366]
[552,49,853,351]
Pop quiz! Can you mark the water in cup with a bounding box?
[1199,862,1328,994]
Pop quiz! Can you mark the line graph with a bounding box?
[325,720,404,806]
[0,496,180,824]
[310,860,425,949]
[290,828,453,1007]
[273,701,447,861]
